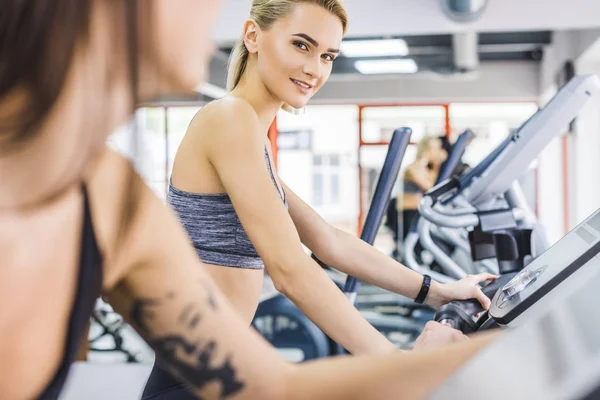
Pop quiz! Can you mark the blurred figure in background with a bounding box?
[386,135,448,258]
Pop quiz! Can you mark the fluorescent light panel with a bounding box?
[354,59,418,75]
[340,39,409,58]
[195,82,227,99]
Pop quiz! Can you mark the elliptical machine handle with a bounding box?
[343,127,412,298]
[425,177,460,203]
[433,273,518,334]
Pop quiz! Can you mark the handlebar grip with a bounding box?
[424,177,459,203]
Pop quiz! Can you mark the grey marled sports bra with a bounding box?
[168,147,287,269]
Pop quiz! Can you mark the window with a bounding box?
[107,108,167,200]
[166,107,202,177]
[107,106,201,202]
[362,106,447,143]
[313,154,341,207]
[449,102,538,166]
[313,173,324,206]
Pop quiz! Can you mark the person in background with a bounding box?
[386,135,449,258]
[400,135,448,240]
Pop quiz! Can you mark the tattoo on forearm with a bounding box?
[131,284,244,398]
[131,298,160,335]
[179,303,203,329]
[199,280,217,310]
[179,304,194,325]
[149,336,244,398]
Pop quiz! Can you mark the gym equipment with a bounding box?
[428,232,600,400]
[420,74,600,333]
[436,206,600,333]
[403,129,488,283]
[355,129,475,316]
[417,75,599,282]
[89,299,142,363]
[252,127,419,360]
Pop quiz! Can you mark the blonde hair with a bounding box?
[416,135,441,159]
[226,0,348,113]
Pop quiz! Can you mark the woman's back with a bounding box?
[0,187,88,399]
[171,97,280,196]
[0,148,135,399]
[141,97,287,399]
[170,102,227,196]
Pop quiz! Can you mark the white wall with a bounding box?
[571,94,600,224]
[536,30,600,238]
[571,56,600,226]
[530,78,563,243]
[537,134,565,244]
[540,29,600,92]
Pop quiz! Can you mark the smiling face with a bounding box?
[250,3,344,109]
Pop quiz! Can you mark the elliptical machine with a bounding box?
[355,129,477,315]
[402,129,490,284]
[416,74,600,334]
[429,216,600,400]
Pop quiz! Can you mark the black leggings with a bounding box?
[385,199,398,236]
[141,363,195,399]
[385,201,419,242]
[402,209,419,239]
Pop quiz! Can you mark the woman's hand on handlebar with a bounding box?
[412,321,468,351]
[428,273,498,309]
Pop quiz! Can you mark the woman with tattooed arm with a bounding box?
[0,1,497,399]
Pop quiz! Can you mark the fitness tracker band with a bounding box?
[415,274,432,304]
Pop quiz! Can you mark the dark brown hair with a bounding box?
[0,0,145,238]
[0,1,92,148]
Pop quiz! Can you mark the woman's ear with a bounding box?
[242,20,260,54]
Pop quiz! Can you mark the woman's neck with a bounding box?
[229,66,284,134]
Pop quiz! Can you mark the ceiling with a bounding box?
[212,0,600,43]
[189,0,600,103]
[218,31,552,76]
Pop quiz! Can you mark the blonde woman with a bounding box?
[142,0,496,398]
[400,135,448,239]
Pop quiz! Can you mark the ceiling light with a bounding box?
[195,82,227,99]
[354,59,418,75]
[340,39,409,58]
